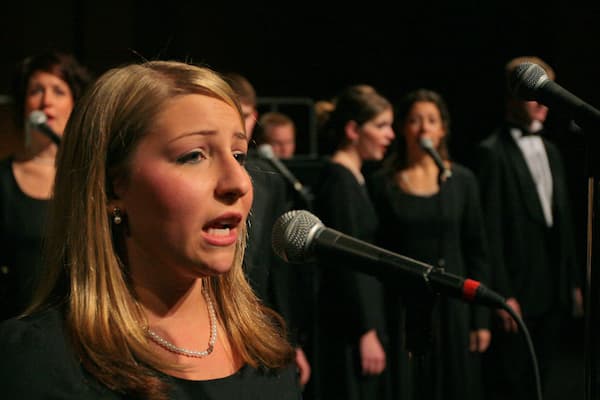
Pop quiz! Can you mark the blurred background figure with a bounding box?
[0,49,92,321]
[256,111,297,159]
[476,56,583,400]
[368,88,491,400]
[223,72,259,142]
[223,72,313,391]
[313,84,394,400]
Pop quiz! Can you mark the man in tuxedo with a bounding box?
[476,56,583,400]
[223,72,312,390]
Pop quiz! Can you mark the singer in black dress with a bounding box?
[367,89,491,400]
[313,84,395,400]
[0,159,48,320]
[0,50,91,320]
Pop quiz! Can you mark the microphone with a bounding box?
[509,62,600,128]
[257,143,313,206]
[419,137,451,181]
[27,111,61,145]
[272,209,505,307]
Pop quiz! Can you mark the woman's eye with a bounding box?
[176,150,206,164]
[233,152,247,166]
[54,87,67,96]
[28,87,43,96]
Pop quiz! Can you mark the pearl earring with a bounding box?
[112,207,123,225]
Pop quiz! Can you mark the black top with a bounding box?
[244,155,293,309]
[368,164,490,327]
[0,307,302,399]
[367,163,491,400]
[314,161,386,339]
[244,154,304,345]
[168,365,301,400]
[0,157,49,320]
[313,161,388,400]
[369,164,490,317]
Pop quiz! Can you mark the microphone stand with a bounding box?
[549,114,600,400]
[299,198,319,400]
[584,122,600,400]
[404,288,439,400]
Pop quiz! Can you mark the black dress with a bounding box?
[313,161,388,400]
[0,158,49,320]
[367,163,490,400]
[0,307,302,399]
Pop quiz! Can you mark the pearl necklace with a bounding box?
[146,288,217,358]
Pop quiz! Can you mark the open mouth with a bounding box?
[202,213,242,244]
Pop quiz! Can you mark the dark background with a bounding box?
[1,1,599,161]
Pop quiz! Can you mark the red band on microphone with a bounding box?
[462,279,481,302]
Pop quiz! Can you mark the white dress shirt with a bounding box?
[510,121,554,227]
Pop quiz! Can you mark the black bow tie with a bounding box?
[508,122,541,137]
[520,129,538,137]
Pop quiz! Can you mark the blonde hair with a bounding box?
[29,61,293,399]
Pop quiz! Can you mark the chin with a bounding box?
[372,151,385,161]
[212,264,234,275]
[203,256,236,275]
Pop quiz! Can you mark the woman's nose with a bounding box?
[215,156,252,202]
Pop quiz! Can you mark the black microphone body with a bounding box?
[272,210,504,307]
[510,62,600,129]
[35,124,61,146]
[28,111,61,145]
[419,137,451,181]
[257,144,313,208]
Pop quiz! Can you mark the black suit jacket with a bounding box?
[476,124,580,317]
[244,154,302,343]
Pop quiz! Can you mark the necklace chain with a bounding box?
[146,288,217,358]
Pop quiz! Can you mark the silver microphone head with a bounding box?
[28,110,47,126]
[257,143,275,159]
[509,62,549,100]
[272,209,324,263]
[419,137,434,150]
[418,137,452,180]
